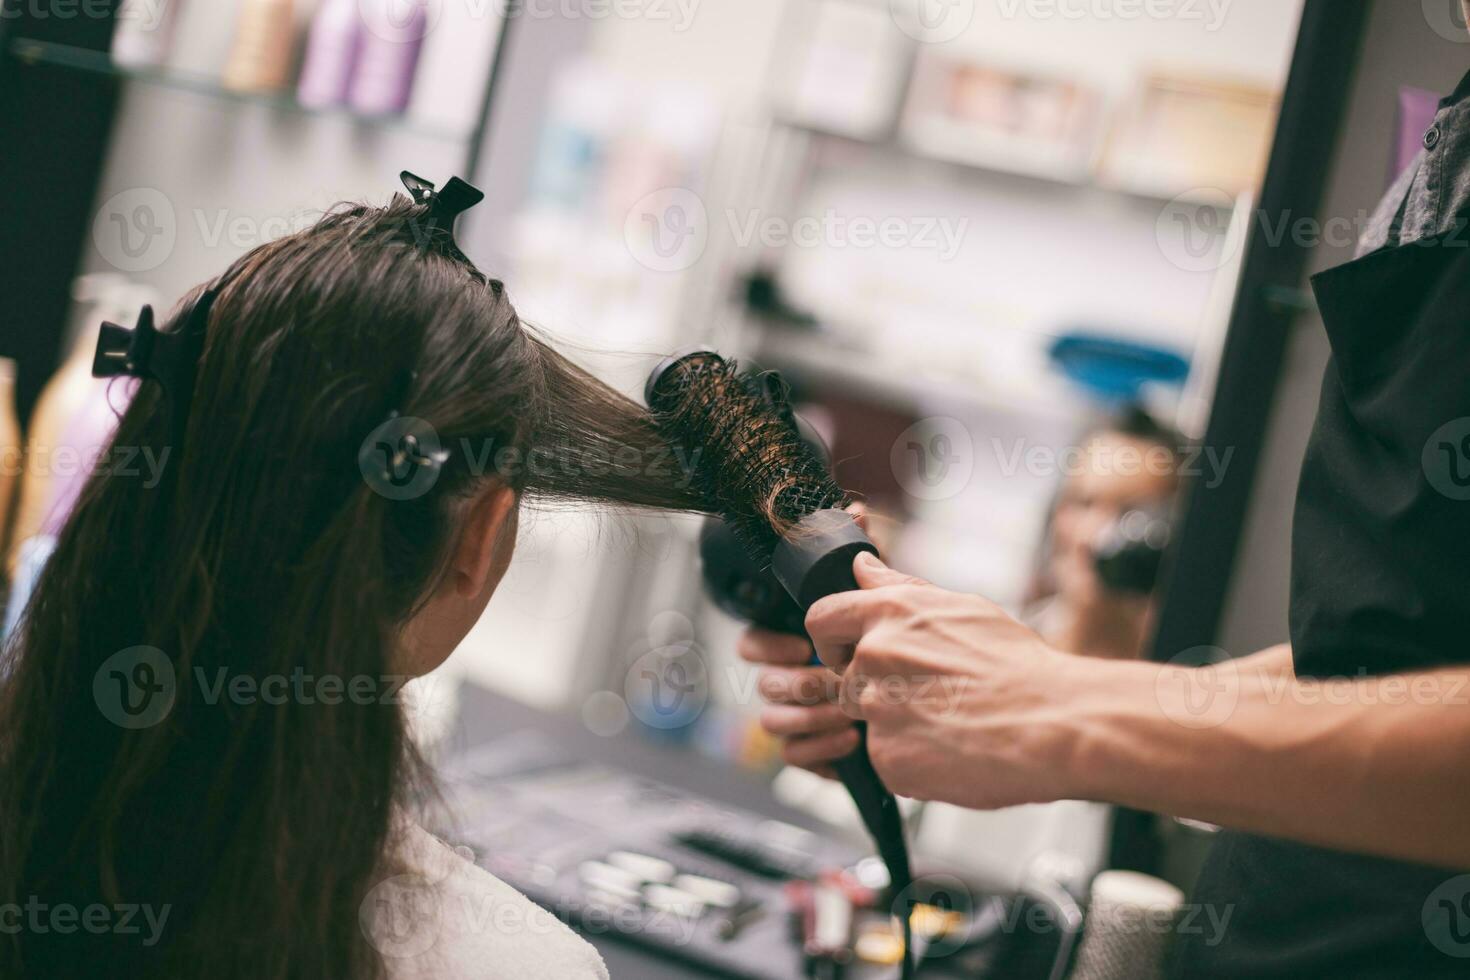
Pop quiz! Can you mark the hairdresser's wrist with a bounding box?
[936,645,1136,810]
[1040,654,1169,806]
[1059,652,1276,818]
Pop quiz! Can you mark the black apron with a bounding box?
[1168,189,1470,977]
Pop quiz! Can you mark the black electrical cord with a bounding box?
[827,720,916,979]
[901,898,917,980]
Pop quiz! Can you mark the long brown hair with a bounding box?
[0,195,704,978]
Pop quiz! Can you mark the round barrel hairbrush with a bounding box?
[645,349,916,978]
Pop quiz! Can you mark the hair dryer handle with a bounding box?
[831,725,912,892]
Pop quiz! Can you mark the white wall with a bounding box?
[587,0,789,101]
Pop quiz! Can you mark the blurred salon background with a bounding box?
[1,1,1461,975]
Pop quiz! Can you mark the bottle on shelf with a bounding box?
[39,370,134,541]
[407,0,504,132]
[9,277,148,576]
[297,0,362,109]
[349,0,427,115]
[0,359,21,569]
[10,326,98,575]
[164,0,243,78]
[112,0,186,69]
[222,0,297,94]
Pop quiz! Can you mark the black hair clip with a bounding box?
[400,170,484,244]
[93,289,215,444]
[358,411,452,496]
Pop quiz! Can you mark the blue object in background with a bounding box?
[1048,332,1190,403]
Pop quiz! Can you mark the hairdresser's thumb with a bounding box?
[853,551,929,590]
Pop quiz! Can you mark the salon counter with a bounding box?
[447,681,837,980]
[443,683,1043,979]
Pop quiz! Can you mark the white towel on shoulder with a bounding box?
[371,822,609,980]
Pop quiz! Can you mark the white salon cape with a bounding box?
[379,823,609,980]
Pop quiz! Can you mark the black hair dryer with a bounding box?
[1092,507,1172,596]
[648,354,917,978]
[699,519,807,633]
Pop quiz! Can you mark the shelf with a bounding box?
[750,322,1090,426]
[6,37,470,144]
[777,115,1236,210]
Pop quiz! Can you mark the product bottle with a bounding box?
[9,280,152,574]
[10,325,97,574]
[222,0,297,94]
[40,376,134,539]
[112,0,185,69]
[164,0,243,78]
[407,0,503,132]
[0,359,22,566]
[349,0,427,115]
[297,0,362,109]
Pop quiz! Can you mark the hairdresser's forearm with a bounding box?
[1242,641,1295,678]
[1063,650,1470,869]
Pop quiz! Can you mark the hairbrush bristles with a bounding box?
[646,351,847,561]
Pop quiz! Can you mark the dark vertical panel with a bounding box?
[459,4,594,272]
[0,0,120,423]
[1111,0,1372,875]
[1152,0,1371,663]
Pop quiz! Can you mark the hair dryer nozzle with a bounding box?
[644,346,719,409]
[772,510,878,609]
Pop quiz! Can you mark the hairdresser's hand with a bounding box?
[806,553,1095,810]
[738,628,857,777]
[736,504,873,778]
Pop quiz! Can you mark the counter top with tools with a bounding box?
[437,682,1013,980]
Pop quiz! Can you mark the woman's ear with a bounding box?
[449,484,519,599]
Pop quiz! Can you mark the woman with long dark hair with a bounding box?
[0,192,703,978]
